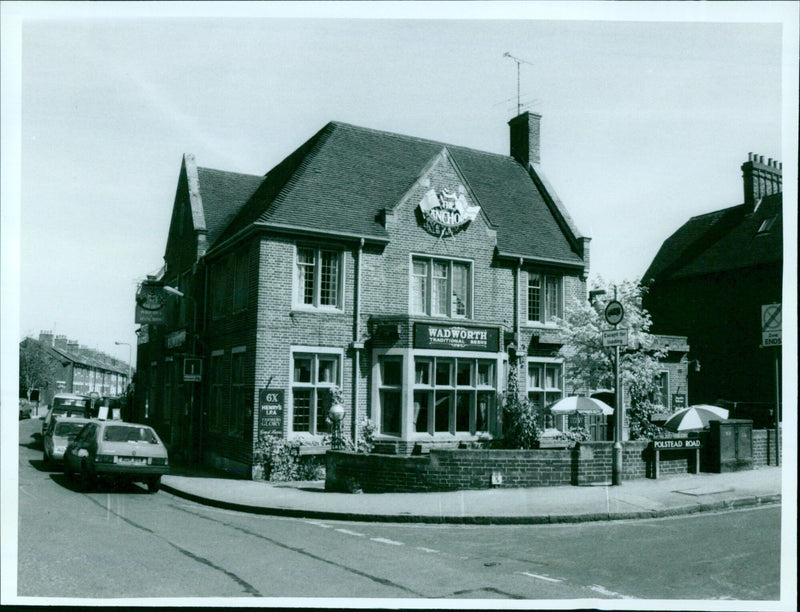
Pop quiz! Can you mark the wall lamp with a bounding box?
[689,359,701,373]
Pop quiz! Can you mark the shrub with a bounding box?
[502,359,541,449]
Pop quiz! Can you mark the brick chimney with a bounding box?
[508,111,541,167]
[741,152,782,209]
[54,335,68,350]
[67,340,79,352]
[38,330,54,346]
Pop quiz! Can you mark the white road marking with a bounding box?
[519,571,563,583]
[335,528,365,537]
[305,520,332,529]
[370,537,404,546]
[416,546,439,554]
[589,584,632,598]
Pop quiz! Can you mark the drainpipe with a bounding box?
[352,239,365,447]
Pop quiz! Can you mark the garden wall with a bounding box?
[326,441,694,493]
[752,428,781,467]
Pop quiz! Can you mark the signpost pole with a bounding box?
[774,348,780,466]
[609,286,623,486]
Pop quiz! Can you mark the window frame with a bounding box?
[409,254,472,319]
[233,248,249,313]
[289,348,343,436]
[526,358,565,429]
[209,351,225,433]
[293,246,344,311]
[228,347,248,438]
[526,272,563,325]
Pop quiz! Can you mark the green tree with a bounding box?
[555,278,667,440]
[19,338,58,402]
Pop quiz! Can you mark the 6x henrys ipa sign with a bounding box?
[259,389,284,434]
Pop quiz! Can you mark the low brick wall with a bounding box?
[325,440,695,492]
[753,428,781,467]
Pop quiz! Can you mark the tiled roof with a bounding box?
[643,193,782,282]
[214,121,585,264]
[196,167,264,247]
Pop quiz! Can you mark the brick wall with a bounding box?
[326,440,691,492]
[753,428,781,467]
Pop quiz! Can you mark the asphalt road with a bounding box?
[15,417,781,602]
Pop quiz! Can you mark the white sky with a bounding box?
[2,3,797,366]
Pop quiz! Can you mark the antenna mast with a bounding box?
[503,52,534,115]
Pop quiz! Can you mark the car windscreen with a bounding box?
[102,425,158,444]
[53,407,88,417]
[54,421,88,438]
[54,398,88,408]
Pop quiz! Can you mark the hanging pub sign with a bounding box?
[414,323,500,352]
[418,185,481,238]
[135,281,168,325]
[183,358,202,382]
[672,393,687,411]
[259,389,284,433]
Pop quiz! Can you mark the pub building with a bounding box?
[133,112,591,474]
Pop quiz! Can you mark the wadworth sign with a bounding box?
[418,186,481,238]
[414,323,500,352]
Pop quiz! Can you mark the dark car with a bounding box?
[42,393,90,435]
[19,400,33,420]
[64,421,169,493]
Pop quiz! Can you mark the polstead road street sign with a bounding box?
[603,328,629,347]
[761,303,781,346]
[605,300,624,326]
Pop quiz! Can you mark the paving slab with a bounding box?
[161,466,782,524]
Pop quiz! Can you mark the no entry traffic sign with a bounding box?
[605,300,624,326]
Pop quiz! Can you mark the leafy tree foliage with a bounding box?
[19,339,58,402]
[555,278,667,440]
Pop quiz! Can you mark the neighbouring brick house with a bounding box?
[643,153,782,428]
[20,331,130,407]
[133,113,592,474]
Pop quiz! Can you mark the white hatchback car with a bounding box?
[43,416,93,467]
[64,420,169,492]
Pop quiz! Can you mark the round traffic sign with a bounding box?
[604,300,624,325]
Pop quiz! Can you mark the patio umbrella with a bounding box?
[549,396,614,416]
[663,405,729,432]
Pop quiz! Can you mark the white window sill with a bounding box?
[524,322,561,329]
[291,306,344,314]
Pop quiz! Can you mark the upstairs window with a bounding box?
[295,247,342,309]
[527,273,562,324]
[756,215,777,236]
[410,257,471,318]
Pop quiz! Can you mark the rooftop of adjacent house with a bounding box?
[202,121,586,266]
[643,192,782,283]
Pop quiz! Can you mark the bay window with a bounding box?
[527,360,564,427]
[413,356,495,435]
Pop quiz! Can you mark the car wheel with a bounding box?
[146,476,161,493]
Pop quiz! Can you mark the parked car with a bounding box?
[43,416,93,467]
[19,400,33,420]
[63,420,169,492]
[41,393,90,435]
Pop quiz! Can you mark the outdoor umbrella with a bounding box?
[663,405,729,432]
[549,396,614,416]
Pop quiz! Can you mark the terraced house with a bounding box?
[134,112,591,475]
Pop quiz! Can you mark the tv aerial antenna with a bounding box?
[503,52,534,115]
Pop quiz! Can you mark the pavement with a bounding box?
[161,463,782,524]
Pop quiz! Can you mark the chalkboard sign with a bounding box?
[258,389,284,434]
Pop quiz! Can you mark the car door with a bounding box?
[65,423,94,470]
